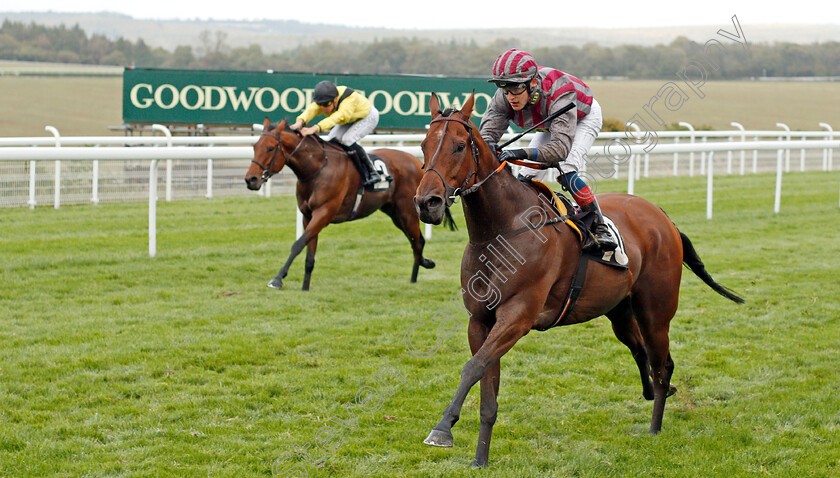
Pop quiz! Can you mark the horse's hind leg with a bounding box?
[645,331,673,435]
[384,205,433,283]
[606,298,653,400]
[632,300,676,434]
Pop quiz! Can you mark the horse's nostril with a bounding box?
[426,196,443,209]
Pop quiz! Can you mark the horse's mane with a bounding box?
[267,120,295,133]
[266,120,339,149]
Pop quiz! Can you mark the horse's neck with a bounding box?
[285,138,326,180]
[461,163,538,243]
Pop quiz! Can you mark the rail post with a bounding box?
[679,122,695,177]
[774,149,784,214]
[731,122,746,175]
[152,124,174,201]
[776,123,791,172]
[149,159,159,257]
[707,152,715,220]
[45,126,61,209]
[819,123,833,171]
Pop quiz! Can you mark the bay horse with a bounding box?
[245,118,452,290]
[413,93,744,468]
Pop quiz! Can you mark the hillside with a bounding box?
[3,11,840,55]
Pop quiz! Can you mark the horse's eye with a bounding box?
[455,142,466,153]
[267,146,275,152]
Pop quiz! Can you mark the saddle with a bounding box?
[526,179,628,269]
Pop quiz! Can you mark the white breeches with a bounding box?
[326,106,380,146]
[518,98,602,181]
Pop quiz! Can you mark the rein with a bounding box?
[423,114,507,207]
[506,159,553,170]
[251,131,328,182]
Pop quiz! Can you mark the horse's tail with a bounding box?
[679,230,745,303]
[442,206,457,231]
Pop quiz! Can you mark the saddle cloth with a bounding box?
[367,154,392,191]
[350,154,392,218]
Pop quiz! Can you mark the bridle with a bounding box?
[423,112,507,207]
[251,131,326,183]
[251,131,290,181]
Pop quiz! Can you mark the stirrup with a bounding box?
[593,225,618,251]
[364,172,382,186]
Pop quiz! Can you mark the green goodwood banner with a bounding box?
[122,68,497,131]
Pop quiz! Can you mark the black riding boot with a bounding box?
[581,198,618,251]
[348,143,381,186]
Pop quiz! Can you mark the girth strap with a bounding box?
[538,252,591,331]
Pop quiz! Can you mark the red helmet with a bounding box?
[489,49,538,85]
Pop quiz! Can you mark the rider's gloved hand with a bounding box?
[498,149,529,162]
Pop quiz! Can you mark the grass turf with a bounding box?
[1,170,838,477]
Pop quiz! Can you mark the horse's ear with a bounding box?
[277,119,287,131]
[263,117,271,131]
[429,92,441,119]
[459,91,476,120]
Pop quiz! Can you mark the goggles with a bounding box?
[495,82,528,96]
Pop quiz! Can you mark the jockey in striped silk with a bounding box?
[479,48,618,252]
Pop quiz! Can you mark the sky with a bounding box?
[4,0,840,30]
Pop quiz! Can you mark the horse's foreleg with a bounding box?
[424,355,488,448]
[301,235,318,291]
[268,233,308,289]
[269,208,332,290]
[473,359,500,469]
[425,311,531,455]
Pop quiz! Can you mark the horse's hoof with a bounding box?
[420,258,436,269]
[423,429,453,447]
[471,460,488,469]
[667,384,677,397]
[267,278,284,289]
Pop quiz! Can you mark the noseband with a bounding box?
[423,113,506,207]
[251,131,289,181]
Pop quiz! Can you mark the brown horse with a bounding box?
[245,118,451,290]
[413,93,743,468]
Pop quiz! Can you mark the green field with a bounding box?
[2,73,840,137]
[1,170,839,477]
[0,75,123,137]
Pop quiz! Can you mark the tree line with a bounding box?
[2,20,838,79]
